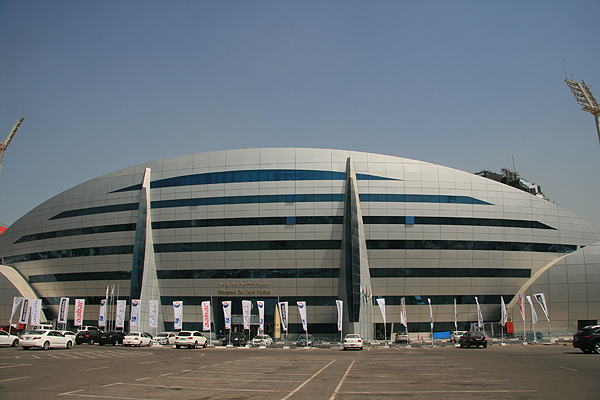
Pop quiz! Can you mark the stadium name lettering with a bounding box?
[218,280,271,287]
[218,288,272,296]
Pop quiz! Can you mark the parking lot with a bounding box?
[0,343,598,399]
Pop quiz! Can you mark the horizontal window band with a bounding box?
[154,240,342,252]
[29,271,132,283]
[50,203,138,220]
[14,223,137,244]
[370,268,530,278]
[3,245,134,265]
[110,169,396,193]
[367,240,576,253]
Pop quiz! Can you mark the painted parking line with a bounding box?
[0,363,33,369]
[0,376,29,383]
[557,366,578,372]
[281,359,336,400]
[329,359,355,400]
[81,366,109,372]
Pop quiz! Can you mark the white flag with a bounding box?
[399,297,407,328]
[257,301,265,332]
[242,300,252,330]
[130,299,141,327]
[376,298,386,325]
[297,301,308,332]
[500,296,508,326]
[30,299,42,326]
[74,299,85,327]
[526,296,538,325]
[336,300,343,332]
[173,301,183,330]
[517,294,526,322]
[278,302,288,332]
[533,293,550,323]
[222,301,232,330]
[149,300,159,329]
[202,301,211,331]
[115,300,127,328]
[18,298,30,325]
[98,299,107,327]
[454,298,458,331]
[475,297,483,329]
[10,297,23,322]
[58,297,69,324]
[428,298,434,330]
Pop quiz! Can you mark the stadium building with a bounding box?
[1,148,598,339]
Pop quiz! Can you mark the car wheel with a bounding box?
[22,347,30,350]
[466,342,470,348]
[203,341,207,348]
[11,339,19,347]
[66,341,72,349]
[114,340,119,346]
[582,348,591,353]
[176,345,181,349]
[138,341,142,347]
[148,341,152,347]
[89,339,94,345]
[593,341,600,354]
[42,341,50,350]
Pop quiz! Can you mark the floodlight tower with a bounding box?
[0,115,25,174]
[565,78,600,145]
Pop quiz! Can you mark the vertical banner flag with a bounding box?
[242,300,252,330]
[58,297,69,324]
[74,299,85,327]
[526,296,538,325]
[517,294,526,322]
[454,298,458,331]
[533,293,550,323]
[149,300,159,329]
[130,299,141,327]
[376,298,386,325]
[18,298,30,325]
[475,297,484,329]
[30,299,42,326]
[222,301,232,330]
[336,300,343,332]
[257,301,265,332]
[173,301,183,330]
[115,300,127,328]
[297,301,308,331]
[10,297,23,322]
[400,297,407,327]
[201,301,211,331]
[278,301,288,332]
[98,299,107,327]
[428,298,434,329]
[500,296,508,326]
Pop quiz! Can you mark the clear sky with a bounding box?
[1,0,599,228]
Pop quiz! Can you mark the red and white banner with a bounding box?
[257,301,265,332]
[130,299,141,327]
[149,300,159,329]
[222,301,231,329]
[74,299,85,327]
[201,301,211,331]
[173,301,183,330]
[517,294,526,322]
[115,300,126,328]
[30,299,42,326]
[336,300,343,332]
[98,299,107,327]
[58,297,69,324]
[297,301,307,332]
[242,300,252,330]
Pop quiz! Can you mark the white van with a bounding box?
[32,324,54,330]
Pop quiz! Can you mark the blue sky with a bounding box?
[1,0,599,227]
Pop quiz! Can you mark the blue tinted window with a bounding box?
[406,216,415,225]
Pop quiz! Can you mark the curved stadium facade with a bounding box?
[1,148,598,339]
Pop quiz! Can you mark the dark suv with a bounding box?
[459,331,487,348]
[221,332,248,346]
[98,331,126,346]
[75,327,102,345]
[573,325,600,354]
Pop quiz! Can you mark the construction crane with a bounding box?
[0,115,25,174]
[565,78,600,145]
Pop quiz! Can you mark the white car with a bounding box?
[251,334,274,347]
[123,332,153,347]
[0,330,20,347]
[153,332,177,345]
[20,330,73,350]
[60,330,77,341]
[175,331,207,349]
[343,334,364,350]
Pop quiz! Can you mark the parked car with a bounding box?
[75,328,103,345]
[123,332,153,347]
[20,330,73,350]
[251,334,274,347]
[458,331,487,348]
[343,334,364,350]
[296,335,314,347]
[0,330,19,347]
[59,331,77,341]
[451,331,467,342]
[77,326,101,333]
[573,325,600,354]
[175,331,207,349]
[98,331,127,346]
[154,332,177,346]
[394,333,411,344]
[221,331,248,347]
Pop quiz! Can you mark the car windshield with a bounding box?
[346,334,360,339]
[26,330,46,334]
[178,331,192,336]
[127,333,141,337]
[157,333,168,337]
